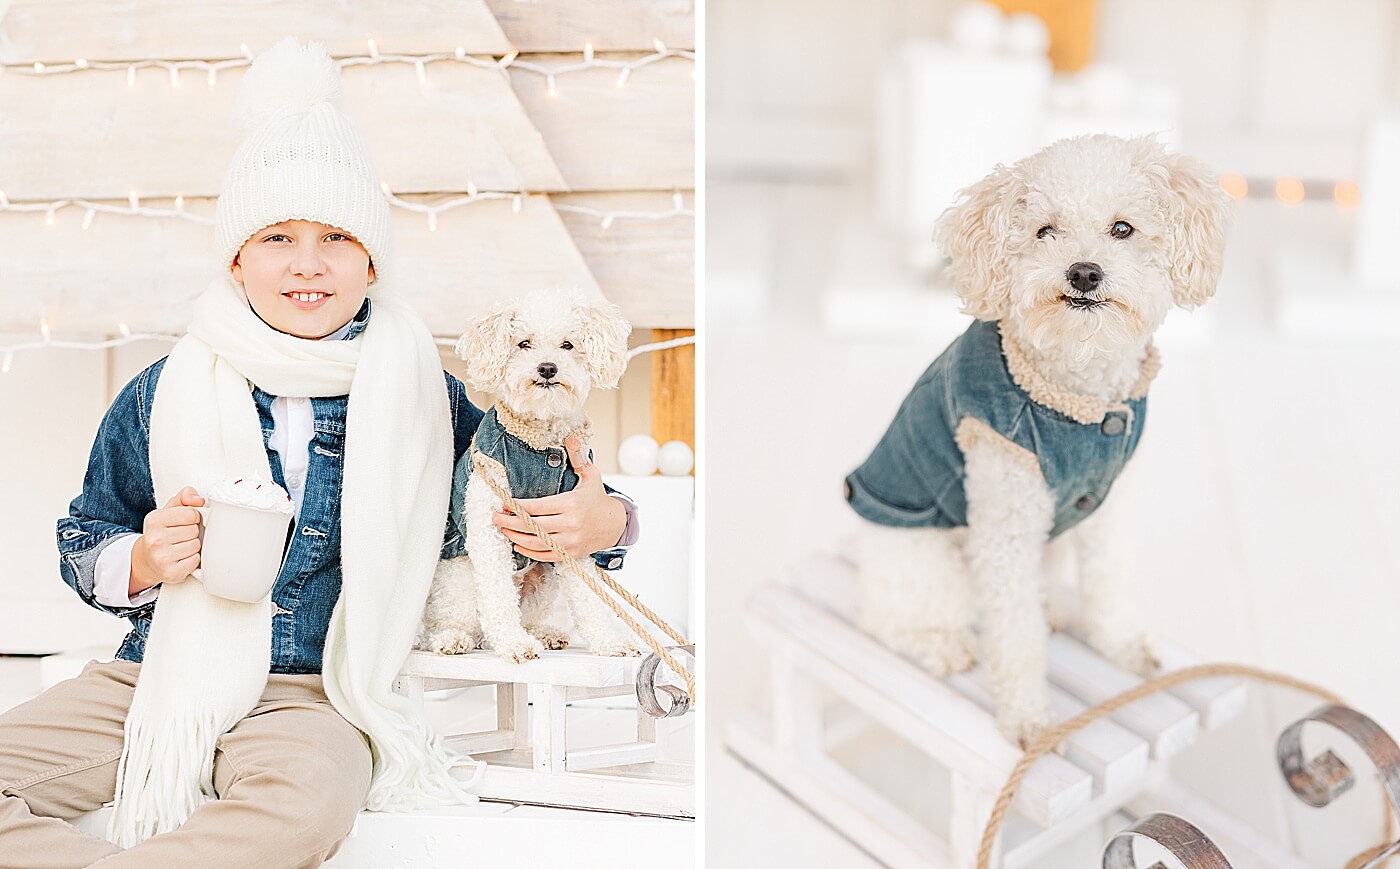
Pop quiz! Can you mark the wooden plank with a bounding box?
[531,683,568,773]
[1047,634,1200,761]
[727,710,954,869]
[0,62,567,199]
[950,668,1150,796]
[0,1,511,62]
[651,328,696,451]
[0,196,697,333]
[748,584,1093,828]
[401,648,638,689]
[469,748,693,817]
[508,55,694,192]
[553,191,695,329]
[482,1,695,52]
[1155,640,1249,731]
[566,742,661,772]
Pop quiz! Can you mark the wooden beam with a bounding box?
[650,328,695,459]
[0,1,512,63]
[988,0,1098,72]
[482,0,695,52]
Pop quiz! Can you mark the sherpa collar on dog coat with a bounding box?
[844,318,1155,538]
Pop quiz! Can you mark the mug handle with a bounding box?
[188,505,210,582]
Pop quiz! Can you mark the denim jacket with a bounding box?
[445,405,629,572]
[55,309,489,674]
[845,318,1149,539]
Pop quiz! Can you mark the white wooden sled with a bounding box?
[726,553,1315,868]
[394,646,695,819]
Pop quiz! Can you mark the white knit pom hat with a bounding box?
[214,38,390,280]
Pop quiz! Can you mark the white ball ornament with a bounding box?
[657,441,695,476]
[951,2,1006,52]
[618,434,660,476]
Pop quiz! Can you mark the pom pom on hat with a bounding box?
[230,38,343,136]
[214,38,391,281]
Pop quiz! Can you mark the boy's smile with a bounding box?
[231,219,375,339]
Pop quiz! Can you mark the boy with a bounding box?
[0,39,633,868]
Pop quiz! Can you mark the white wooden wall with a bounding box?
[0,0,693,653]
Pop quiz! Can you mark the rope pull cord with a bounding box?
[977,664,1396,869]
[469,449,697,710]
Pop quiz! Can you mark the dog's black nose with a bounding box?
[537,362,558,380]
[1066,262,1103,294]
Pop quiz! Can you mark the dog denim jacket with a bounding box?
[844,318,1151,539]
[450,405,625,571]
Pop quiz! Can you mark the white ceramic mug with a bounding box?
[190,497,293,603]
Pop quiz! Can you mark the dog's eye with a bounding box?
[560,341,574,351]
[517,340,532,350]
[1110,220,1135,239]
[1036,225,1054,239]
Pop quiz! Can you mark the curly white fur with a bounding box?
[420,291,636,662]
[861,134,1229,746]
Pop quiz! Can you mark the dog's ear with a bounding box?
[574,296,631,389]
[1146,142,1230,309]
[457,302,517,393]
[934,164,1023,321]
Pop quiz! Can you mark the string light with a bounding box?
[1219,174,1248,200]
[1275,177,1305,205]
[1334,180,1361,209]
[1,42,695,100]
[6,186,693,233]
[0,327,691,373]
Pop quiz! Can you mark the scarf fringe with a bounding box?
[107,702,227,847]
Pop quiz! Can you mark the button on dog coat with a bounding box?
[845,318,1148,538]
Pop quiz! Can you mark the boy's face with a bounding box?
[231,220,376,339]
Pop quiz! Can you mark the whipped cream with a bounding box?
[204,477,295,514]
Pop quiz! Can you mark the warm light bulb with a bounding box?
[415,60,426,86]
[380,182,392,197]
[169,67,179,87]
[1,353,11,375]
[128,190,140,210]
[616,68,631,87]
[39,319,51,341]
[1334,180,1361,209]
[1275,177,1305,204]
[428,212,438,232]
[81,209,95,230]
[512,195,523,214]
[546,75,557,97]
[467,182,479,197]
[174,194,185,211]
[672,191,684,210]
[240,44,252,59]
[367,38,379,58]
[0,189,9,207]
[44,208,55,226]
[1219,174,1248,200]
[207,68,218,87]
[584,43,594,63]
[653,39,666,53]
[127,65,136,87]
[499,50,518,68]
[455,46,466,60]
[601,215,615,230]
[75,58,88,69]
[118,322,131,338]
[33,62,44,73]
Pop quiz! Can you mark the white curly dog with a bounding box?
[418,291,639,663]
[849,134,1229,746]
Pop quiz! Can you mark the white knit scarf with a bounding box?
[108,278,479,847]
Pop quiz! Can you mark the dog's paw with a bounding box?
[421,627,481,656]
[888,626,977,676]
[997,704,1055,751]
[1092,633,1160,679]
[492,635,545,663]
[527,624,571,650]
[589,638,641,657]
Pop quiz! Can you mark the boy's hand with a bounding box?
[129,486,206,596]
[494,436,627,562]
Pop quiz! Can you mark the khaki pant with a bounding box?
[0,659,372,869]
